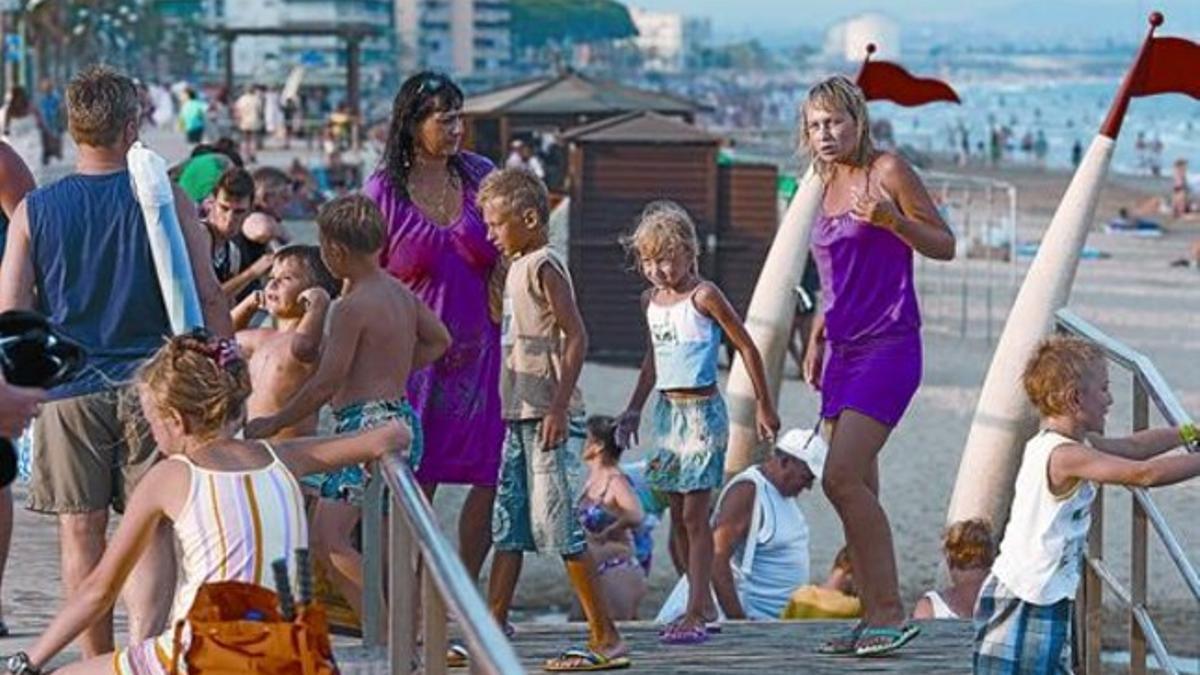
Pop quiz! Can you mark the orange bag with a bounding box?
[170,581,339,675]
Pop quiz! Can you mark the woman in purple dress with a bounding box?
[363,72,502,582]
[799,76,955,657]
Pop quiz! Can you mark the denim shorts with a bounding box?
[492,416,587,557]
[644,392,729,493]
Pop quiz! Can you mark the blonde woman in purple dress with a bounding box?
[800,76,955,657]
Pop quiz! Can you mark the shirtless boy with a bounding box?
[233,245,339,439]
[246,194,451,616]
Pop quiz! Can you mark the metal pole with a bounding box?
[422,564,449,674]
[222,34,234,96]
[1130,378,1149,675]
[986,183,995,345]
[1084,488,1104,675]
[960,189,972,338]
[389,502,417,674]
[361,463,385,646]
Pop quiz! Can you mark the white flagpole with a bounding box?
[946,12,1164,527]
[725,167,823,475]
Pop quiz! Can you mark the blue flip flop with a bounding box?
[854,624,921,657]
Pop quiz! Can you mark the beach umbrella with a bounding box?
[723,47,962,475]
[947,11,1200,528]
[282,66,306,103]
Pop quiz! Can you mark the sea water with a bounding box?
[872,78,1200,174]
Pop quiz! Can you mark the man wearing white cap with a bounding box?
[658,427,825,623]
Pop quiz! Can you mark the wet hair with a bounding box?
[380,71,465,199]
[273,244,340,298]
[136,330,251,439]
[1022,336,1104,417]
[477,167,550,226]
[586,415,622,463]
[799,75,874,182]
[317,194,385,254]
[214,167,255,201]
[212,137,244,167]
[252,166,291,196]
[622,200,699,266]
[943,518,995,571]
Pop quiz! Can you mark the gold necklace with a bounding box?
[411,163,460,225]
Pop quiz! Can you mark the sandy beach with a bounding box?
[0,135,1196,664]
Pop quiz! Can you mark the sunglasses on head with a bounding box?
[417,75,447,96]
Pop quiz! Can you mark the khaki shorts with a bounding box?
[28,389,159,514]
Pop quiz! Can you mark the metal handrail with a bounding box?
[359,452,525,674]
[1054,308,1198,675]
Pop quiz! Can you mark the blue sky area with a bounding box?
[629,0,1200,44]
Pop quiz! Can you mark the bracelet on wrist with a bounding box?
[1180,422,1199,453]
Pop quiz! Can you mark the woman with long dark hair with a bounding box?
[363,72,502,593]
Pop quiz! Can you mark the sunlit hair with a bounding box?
[586,415,623,463]
[136,331,251,440]
[66,65,140,147]
[317,194,385,254]
[1022,336,1104,418]
[252,166,291,196]
[798,75,874,181]
[943,518,995,571]
[477,167,550,226]
[622,200,699,268]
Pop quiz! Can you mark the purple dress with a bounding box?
[809,211,922,427]
[364,152,504,486]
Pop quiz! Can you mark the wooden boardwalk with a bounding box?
[507,620,975,674]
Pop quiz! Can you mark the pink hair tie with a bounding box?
[214,338,242,371]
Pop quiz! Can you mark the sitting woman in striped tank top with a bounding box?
[11,331,409,674]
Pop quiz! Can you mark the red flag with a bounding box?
[856,60,960,107]
[1130,37,1200,99]
[1101,13,1200,138]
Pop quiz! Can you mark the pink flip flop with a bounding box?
[659,624,709,645]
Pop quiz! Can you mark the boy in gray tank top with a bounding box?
[478,168,629,671]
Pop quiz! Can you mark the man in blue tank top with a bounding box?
[0,65,230,658]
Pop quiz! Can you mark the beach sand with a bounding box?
[1,139,1195,662]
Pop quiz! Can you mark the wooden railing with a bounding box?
[1055,308,1198,675]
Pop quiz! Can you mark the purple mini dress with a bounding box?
[809,211,922,427]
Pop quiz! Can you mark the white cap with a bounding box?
[774,428,827,481]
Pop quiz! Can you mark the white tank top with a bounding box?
[646,289,721,390]
[717,466,810,620]
[991,430,1096,604]
[168,442,309,623]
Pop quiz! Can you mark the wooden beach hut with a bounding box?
[561,112,780,361]
[461,69,702,172]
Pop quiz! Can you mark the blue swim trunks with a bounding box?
[302,398,422,505]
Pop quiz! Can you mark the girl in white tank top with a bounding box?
[17,333,410,674]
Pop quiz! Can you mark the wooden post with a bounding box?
[1130,378,1149,675]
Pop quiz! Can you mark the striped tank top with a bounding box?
[168,442,309,624]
